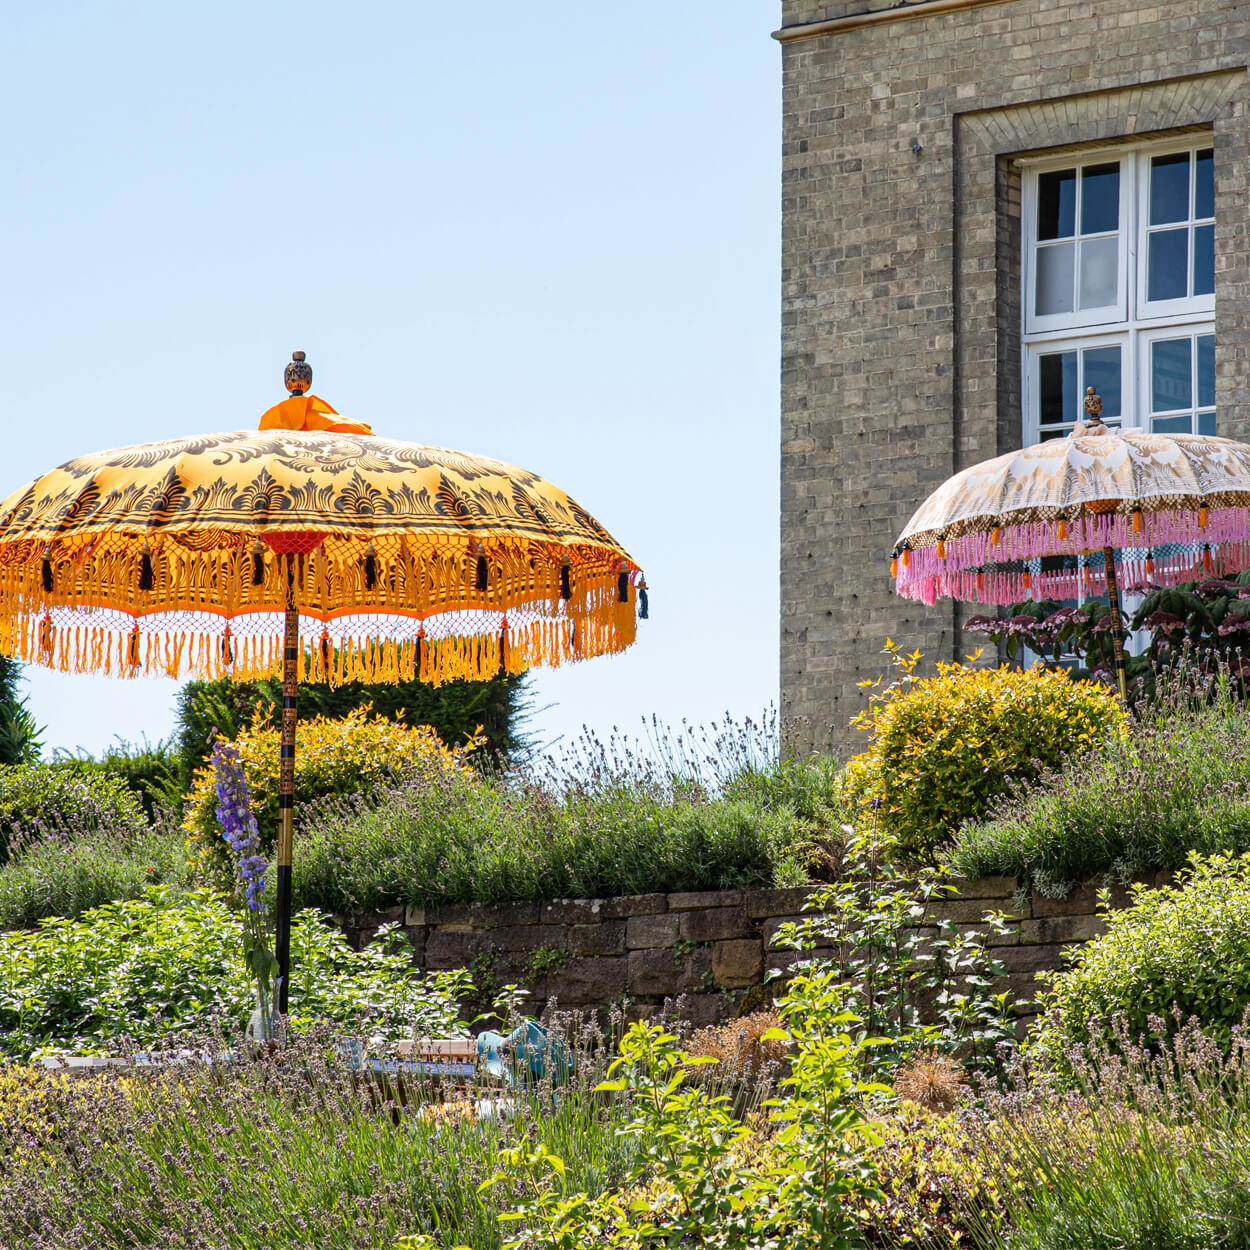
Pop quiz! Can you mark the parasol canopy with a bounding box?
[894,428,1250,608]
[0,412,642,684]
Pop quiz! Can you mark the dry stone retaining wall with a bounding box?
[339,872,1166,1028]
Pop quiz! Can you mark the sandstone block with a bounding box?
[567,921,627,957]
[424,929,489,970]
[745,887,818,919]
[628,948,682,997]
[488,924,569,952]
[713,939,765,988]
[626,913,680,950]
[668,890,745,911]
[679,907,753,943]
[1020,914,1106,945]
[997,943,1068,975]
[546,956,628,1006]
[539,900,605,925]
[600,894,667,920]
[946,875,1018,900]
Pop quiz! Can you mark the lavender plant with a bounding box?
[950,674,1250,888]
[0,1016,643,1250]
[213,739,278,1037]
[966,1013,1250,1249]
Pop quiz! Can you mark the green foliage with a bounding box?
[183,705,478,873]
[723,751,849,878]
[1035,852,1250,1058]
[0,761,144,865]
[847,643,1126,862]
[0,821,191,930]
[972,1018,1250,1250]
[775,833,1016,1081]
[174,670,526,792]
[477,970,888,1250]
[0,885,468,1062]
[294,769,804,914]
[0,656,41,766]
[951,688,1250,887]
[966,571,1250,702]
[55,737,184,820]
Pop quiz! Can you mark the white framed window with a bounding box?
[1136,143,1215,318]
[1022,137,1215,444]
[1024,159,1126,333]
[1140,327,1216,435]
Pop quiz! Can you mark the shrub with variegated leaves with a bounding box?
[847,646,1126,862]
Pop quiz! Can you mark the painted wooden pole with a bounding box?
[275,553,299,1015]
[1102,545,1129,706]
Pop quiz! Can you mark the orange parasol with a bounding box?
[0,352,647,1009]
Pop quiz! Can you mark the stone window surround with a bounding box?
[951,69,1248,472]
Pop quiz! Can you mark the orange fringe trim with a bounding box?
[0,589,639,686]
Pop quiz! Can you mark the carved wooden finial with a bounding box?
[284,351,313,395]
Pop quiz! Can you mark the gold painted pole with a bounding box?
[274,553,298,1015]
[1102,545,1129,706]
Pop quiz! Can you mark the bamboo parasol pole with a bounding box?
[275,553,299,1015]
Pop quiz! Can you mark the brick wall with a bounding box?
[777,0,1250,753]
[339,874,1159,1029]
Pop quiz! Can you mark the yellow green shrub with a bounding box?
[855,1105,1008,1247]
[184,705,480,873]
[848,646,1126,862]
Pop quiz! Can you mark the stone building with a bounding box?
[776,0,1250,751]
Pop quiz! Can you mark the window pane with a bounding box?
[1152,337,1193,412]
[1150,152,1191,225]
[1195,148,1214,219]
[1084,347,1121,418]
[1148,229,1189,302]
[1152,414,1192,434]
[1036,242,1075,315]
[1078,236,1118,309]
[1198,335,1215,409]
[1193,223,1214,296]
[1038,169,1076,239]
[1081,163,1120,233]
[1198,410,1216,436]
[1040,351,1077,426]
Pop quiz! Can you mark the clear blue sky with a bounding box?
[1,2,781,758]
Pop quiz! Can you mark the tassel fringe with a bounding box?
[896,506,1250,606]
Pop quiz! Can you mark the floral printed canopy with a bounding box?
[894,431,1250,606]
[0,422,643,684]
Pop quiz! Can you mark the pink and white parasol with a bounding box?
[893,429,1250,608]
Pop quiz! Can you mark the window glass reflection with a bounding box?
[1148,229,1188,302]
[1150,152,1190,225]
[1038,169,1076,239]
[1152,338,1193,413]
[1081,163,1120,234]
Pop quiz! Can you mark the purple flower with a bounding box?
[212,742,267,913]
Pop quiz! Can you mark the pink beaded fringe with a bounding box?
[896,508,1250,606]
